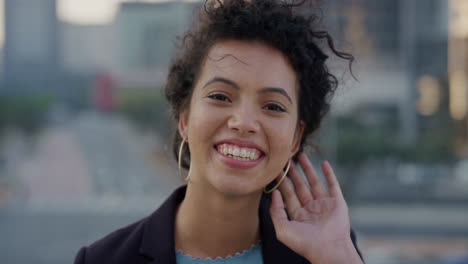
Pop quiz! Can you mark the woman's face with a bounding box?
[179,40,303,197]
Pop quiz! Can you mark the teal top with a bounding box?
[176,241,263,264]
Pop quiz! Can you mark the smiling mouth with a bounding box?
[215,143,263,161]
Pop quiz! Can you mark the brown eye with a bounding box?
[264,103,286,112]
[208,93,231,102]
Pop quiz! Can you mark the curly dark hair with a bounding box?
[165,0,353,169]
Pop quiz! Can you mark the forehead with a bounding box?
[198,40,297,97]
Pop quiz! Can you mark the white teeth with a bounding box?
[233,148,239,156]
[240,149,247,158]
[217,144,261,161]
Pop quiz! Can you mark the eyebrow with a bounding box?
[203,76,240,89]
[258,87,292,104]
[203,76,293,104]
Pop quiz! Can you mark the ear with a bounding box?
[178,109,189,141]
[290,120,304,157]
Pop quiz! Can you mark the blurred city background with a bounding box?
[0,0,467,263]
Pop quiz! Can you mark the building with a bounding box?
[449,0,468,153]
[60,22,118,74]
[116,1,200,71]
[58,1,203,91]
[3,0,59,93]
[326,0,449,143]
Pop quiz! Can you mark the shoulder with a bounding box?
[73,217,149,264]
[73,186,187,264]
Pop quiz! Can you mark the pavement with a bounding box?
[350,204,468,237]
[0,110,467,264]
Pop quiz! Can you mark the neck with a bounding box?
[175,182,262,259]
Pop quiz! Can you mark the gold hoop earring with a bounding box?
[264,160,291,194]
[178,139,190,182]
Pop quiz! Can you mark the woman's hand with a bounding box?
[269,152,363,264]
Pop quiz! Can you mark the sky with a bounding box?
[58,0,122,25]
[0,0,182,48]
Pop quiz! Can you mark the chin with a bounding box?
[209,174,263,198]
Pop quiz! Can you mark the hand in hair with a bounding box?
[270,152,363,264]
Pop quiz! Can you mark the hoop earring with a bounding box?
[178,139,190,182]
[264,160,291,194]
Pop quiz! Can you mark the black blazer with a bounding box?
[74,186,363,264]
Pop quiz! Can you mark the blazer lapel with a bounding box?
[139,186,187,264]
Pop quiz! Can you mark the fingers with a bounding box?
[322,160,343,198]
[278,176,301,217]
[269,189,289,227]
[298,153,327,198]
[275,153,344,218]
[288,162,313,205]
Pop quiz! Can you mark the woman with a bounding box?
[74,0,364,263]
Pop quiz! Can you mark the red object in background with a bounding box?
[94,72,116,112]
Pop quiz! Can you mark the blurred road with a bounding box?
[0,111,467,264]
[1,111,179,264]
[351,205,468,237]
[14,110,179,205]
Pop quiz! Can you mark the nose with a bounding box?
[227,105,260,135]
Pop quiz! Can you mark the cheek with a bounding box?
[187,104,224,141]
[266,118,298,146]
